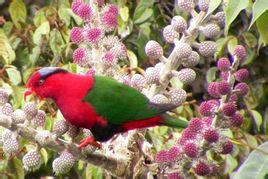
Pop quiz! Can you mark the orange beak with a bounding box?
[24,89,33,101]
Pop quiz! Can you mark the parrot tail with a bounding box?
[161,114,188,129]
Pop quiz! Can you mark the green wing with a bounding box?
[84,76,171,125]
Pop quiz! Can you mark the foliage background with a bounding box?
[0,0,268,178]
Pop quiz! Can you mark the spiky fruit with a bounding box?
[0,113,11,128]
[217,81,230,95]
[182,51,200,67]
[234,82,249,96]
[234,69,249,82]
[151,94,169,104]
[220,71,229,81]
[53,119,69,137]
[222,102,236,116]
[77,3,93,21]
[198,41,216,57]
[179,128,197,145]
[177,0,194,12]
[70,27,84,44]
[163,25,179,43]
[71,0,83,15]
[1,103,13,116]
[234,45,247,61]
[167,172,184,179]
[130,74,146,91]
[11,109,26,124]
[81,145,96,155]
[101,12,118,31]
[3,138,19,156]
[207,82,220,98]
[52,151,75,175]
[201,23,220,38]
[188,118,204,132]
[145,40,163,59]
[231,112,243,127]
[217,57,231,72]
[35,131,53,146]
[199,101,216,116]
[2,129,12,142]
[102,51,116,66]
[169,89,187,106]
[171,16,187,33]
[198,0,210,12]
[176,68,196,85]
[144,67,159,84]
[221,140,233,154]
[203,128,219,143]
[110,43,127,59]
[183,142,199,158]
[33,110,46,128]
[194,161,211,176]
[85,27,103,44]
[23,150,41,171]
[203,117,213,126]
[168,146,181,161]
[67,124,80,138]
[23,102,38,120]
[94,0,104,7]
[0,89,8,105]
[214,11,225,28]
[175,42,192,58]
[229,94,238,103]
[73,48,87,66]
[104,4,119,15]
[155,150,169,163]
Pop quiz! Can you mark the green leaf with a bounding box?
[8,0,26,29]
[225,154,238,174]
[40,148,49,165]
[49,29,64,55]
[227,36,238,54]
[243,32,258,48]
[12,157,24,179]
[127,50,138,68]
[66,8,82,25]
[0,29,16,64]
[206,67,218,83]
[33,8,47,27]
[33,21,50,45]
[205,0,222,18]
[29,46,41,65]
[234,141,268,179]
[134,8,153,24]
[58,7,71,26]
[250,110,263,132]
[225,0,249,34]
[120,6,129,22]
[249,0,268,29]
[256,11,268,45]
[6,67,22,86]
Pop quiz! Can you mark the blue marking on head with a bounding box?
[38,67,67,79]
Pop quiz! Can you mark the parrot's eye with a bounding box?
[38,79,44,86]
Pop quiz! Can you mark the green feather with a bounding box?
[84,76,164,125]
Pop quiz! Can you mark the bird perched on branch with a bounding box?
[25,67,187,148]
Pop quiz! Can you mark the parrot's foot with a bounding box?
[78,136,101,149]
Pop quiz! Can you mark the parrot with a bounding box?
[25,67,187,148]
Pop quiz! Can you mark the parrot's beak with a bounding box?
[24,88,33,101]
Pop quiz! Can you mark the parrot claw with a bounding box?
[78,136,101,149]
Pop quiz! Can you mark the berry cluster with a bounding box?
[155,45,248,177]
[70,0,127,79]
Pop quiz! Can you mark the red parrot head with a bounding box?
[25,67,67,100]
